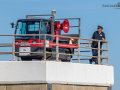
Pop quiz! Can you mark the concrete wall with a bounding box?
[47,61,114,86]
[0,61,114,86]
[0,61,47,84]
[0,84,110,90]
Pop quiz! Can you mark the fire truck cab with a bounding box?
[13,10,80,61]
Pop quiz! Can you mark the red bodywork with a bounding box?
[15,39,78,49]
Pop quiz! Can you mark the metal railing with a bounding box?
[0,34,108,65]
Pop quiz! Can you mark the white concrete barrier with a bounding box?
[0,61,114,86]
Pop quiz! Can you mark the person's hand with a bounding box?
[86,44,89,47]
[102,38,105,41]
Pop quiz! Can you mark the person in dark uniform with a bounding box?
[86,25,105,64]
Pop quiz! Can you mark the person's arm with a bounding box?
[87,39,92,46]
[87,32,95,47]
[102,32,105,41]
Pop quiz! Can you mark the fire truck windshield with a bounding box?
[15,21,40,39]
[15,21,51,40]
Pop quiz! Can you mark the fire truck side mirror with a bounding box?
[11,23,14,28]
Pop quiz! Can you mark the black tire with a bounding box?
[46,53,52,60]
[46,49,52,60]
[21,57,32,61]
[66,49,71,62]
[39,51,52,60]
[61,49,71,62]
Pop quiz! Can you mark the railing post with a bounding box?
[101,44,103,65]
[78,38,80,63]
[44,35,46,60]
[98,41,100,65]
[106,42,108,65]
[56,36,59,61]
[12,36,15,60]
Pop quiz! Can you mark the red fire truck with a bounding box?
[12,10,80,61]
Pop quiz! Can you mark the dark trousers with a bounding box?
[90,49,98,64]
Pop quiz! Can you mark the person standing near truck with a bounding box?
[86,25,105,64]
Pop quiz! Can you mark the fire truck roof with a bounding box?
[17,19,52,22]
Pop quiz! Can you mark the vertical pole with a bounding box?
[51,10,56,41]
[78,18,80,38]
[17,57,20,61]
[56,36,59,61]
[98,41,100,65]
[78,38,80,63]
[107,42,109,65]
[44,35,46,60]
[12,36,15,60]
[101,44,103,65]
